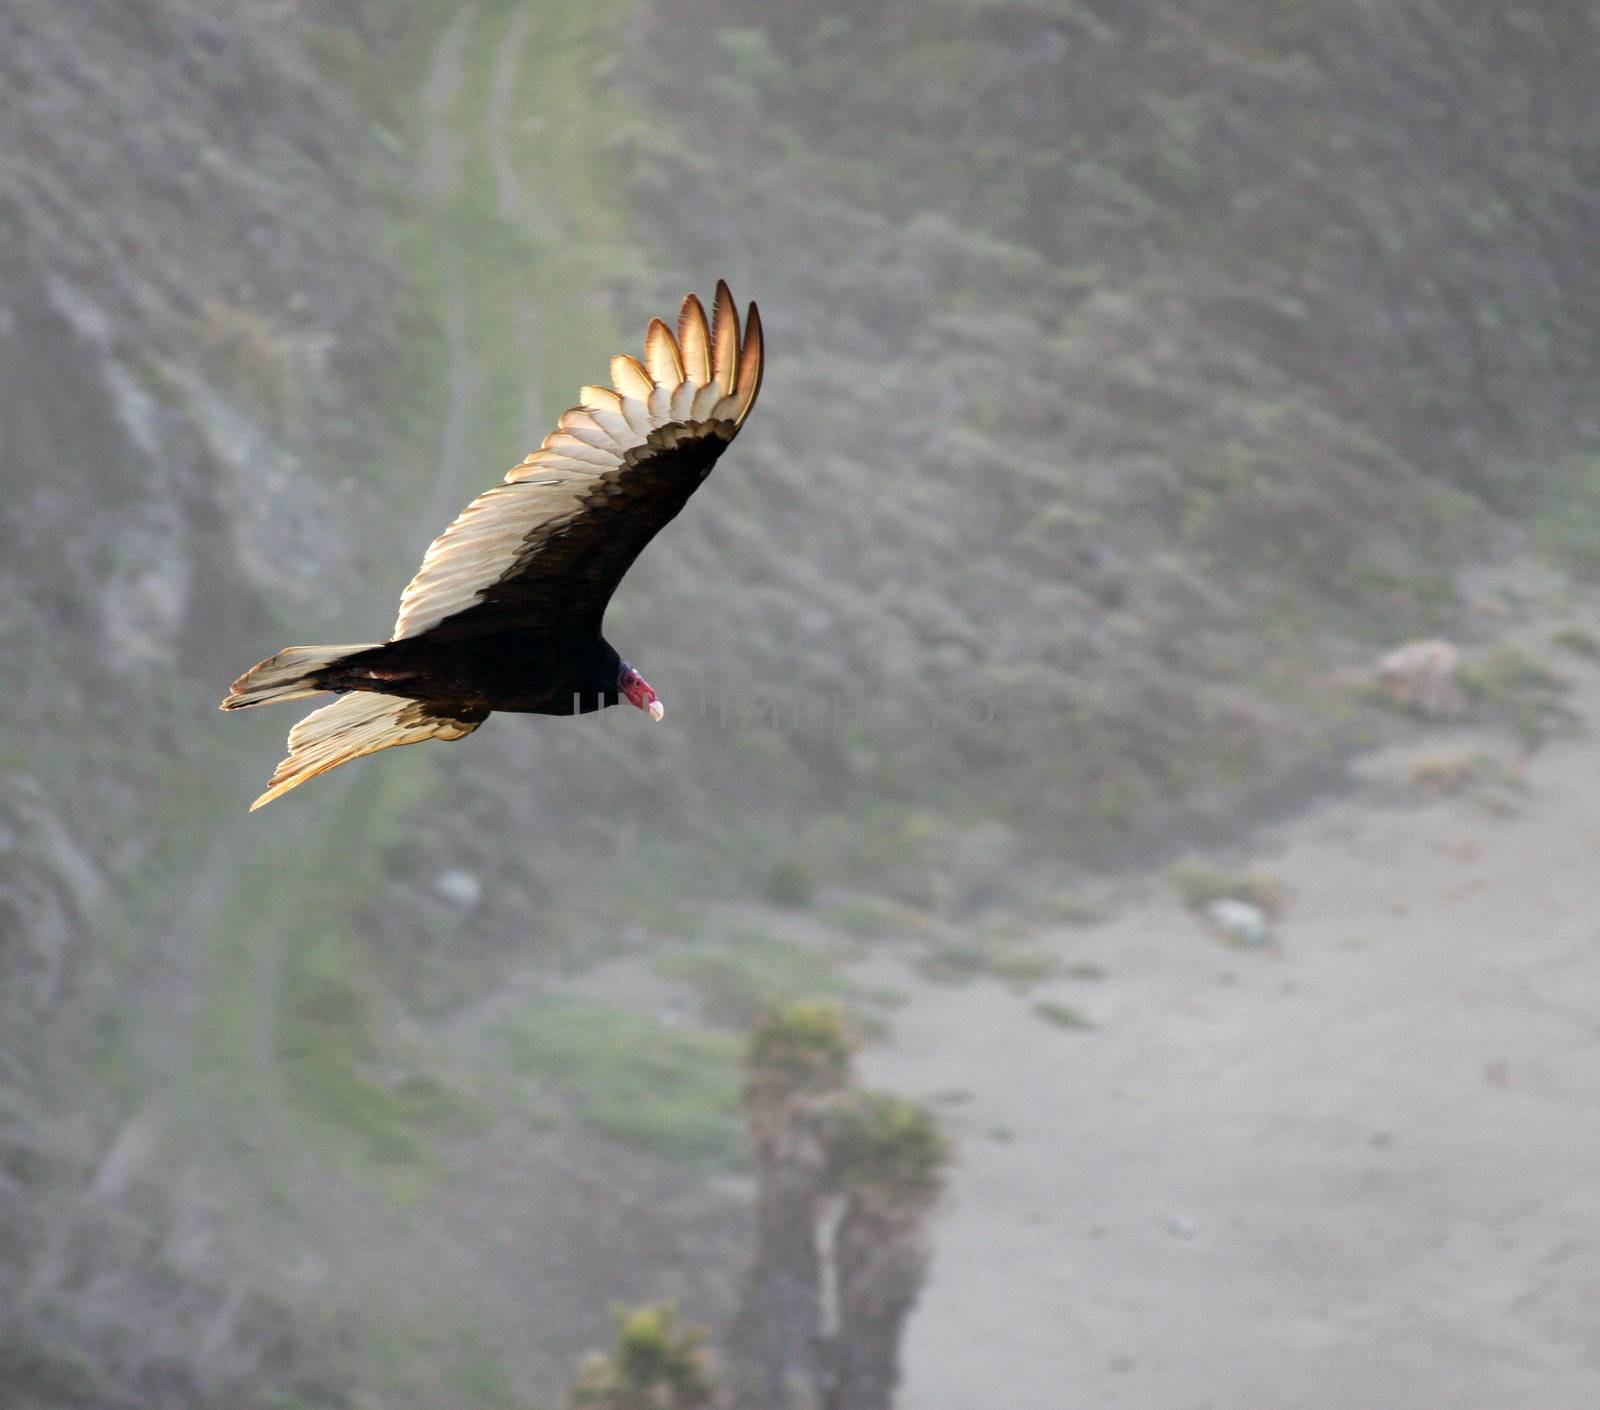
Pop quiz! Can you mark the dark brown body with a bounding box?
[322,632,628,716]
[313,428,736,715]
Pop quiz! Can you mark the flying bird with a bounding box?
[222,282,763,810]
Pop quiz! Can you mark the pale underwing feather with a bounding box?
[542,434,615,468]
[691,380,726,421]
[557,414,628,455]
[611,355,653,401]
[580,384,624,413]
[587,404,644,446]
[644,318,684,386]
[617,395,654,438]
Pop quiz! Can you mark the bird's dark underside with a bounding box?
[323,633,629,717]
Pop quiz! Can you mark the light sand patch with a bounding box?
[861,678,1600,1409]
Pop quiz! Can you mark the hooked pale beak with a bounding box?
[618,665,664,722]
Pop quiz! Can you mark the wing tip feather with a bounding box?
[734,300,764,426]
[711,280,740,389]
[677,293,712,385]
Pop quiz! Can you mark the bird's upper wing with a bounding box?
[391,282,763,642]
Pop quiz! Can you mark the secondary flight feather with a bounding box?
[222,282,763,810]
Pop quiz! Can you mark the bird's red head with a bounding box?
[618,663,664,722]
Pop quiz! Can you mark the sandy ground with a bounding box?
[860,672,1600,1409]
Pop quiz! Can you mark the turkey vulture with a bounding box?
[222,282,763,810]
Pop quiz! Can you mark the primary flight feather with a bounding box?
[222,283,764,810]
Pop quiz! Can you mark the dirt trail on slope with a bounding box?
[394,12,751,1398]
[486,0,548,450]
[418,2,482,547]
[862,656,1600,1409]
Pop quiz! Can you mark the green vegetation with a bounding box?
[1168,862,1288,920]
[825,1091,948,1197]
[496,1000,744,1171]
[653,931,847,1026]
[1031,891,1107,929]
[1531,459,1600,581]
[1457,645,1571,746]
[1408,752,1479,797]
[303,22,412,133]
[816,894,931,940]
[985,941,1058,991]
[1032,1000,1095,1032]
[1457,645,1565,704]
[182,798,486,1203]
[571,1303,716,1410]
[744,1000,857,1097]
[1408,751,1529,813]
[443,1334,525,1410]
[366,1318,530,1410]
[761,858,818,909]
[1551,626,1600,661]
[914,932,1057,989]
[280,936,481,1185]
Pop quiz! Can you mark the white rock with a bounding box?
[434,869,481,910]
[1376,638,1466,718]
[1203,898,1271,947]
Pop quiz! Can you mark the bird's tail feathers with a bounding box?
[220,644,380,711]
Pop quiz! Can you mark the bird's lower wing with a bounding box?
[250,692,486,811]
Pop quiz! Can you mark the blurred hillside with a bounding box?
[2,0,1597,1406]
[619,0,1600,860]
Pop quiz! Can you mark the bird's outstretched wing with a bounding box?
[249,693,487,810]
[392,282,763,642]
